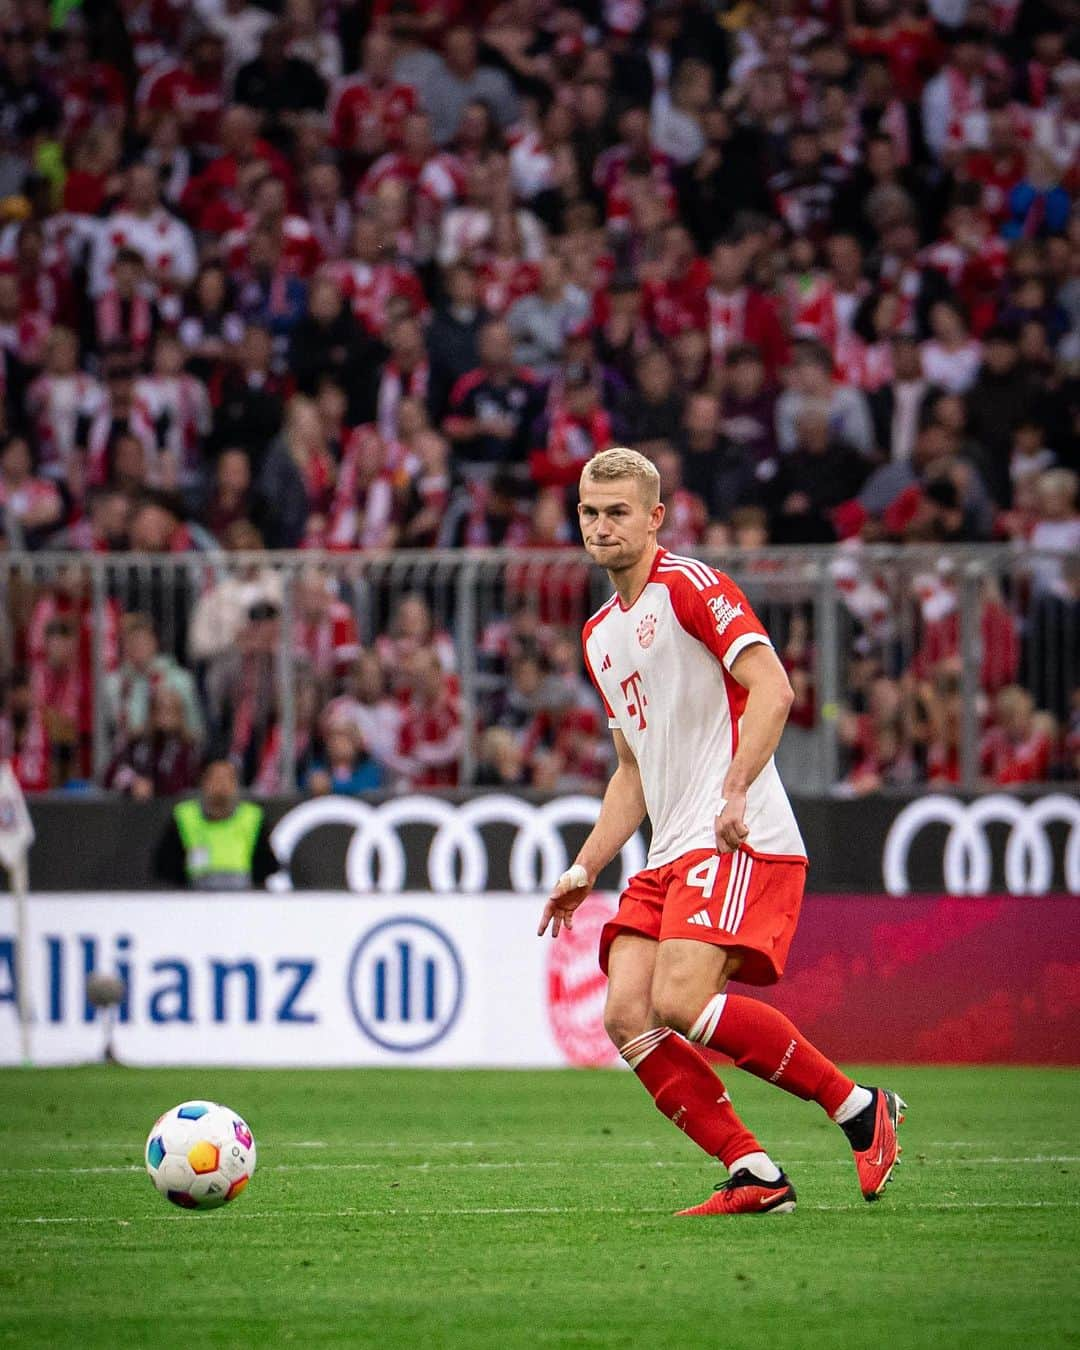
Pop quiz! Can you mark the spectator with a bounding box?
[153,759,278,888]
[134,334,213,500]
[867,335,937,464]
[136,30,226,161]
[376,314,430,442]
[427,263,488,419]
[104,612,204,747]
[1024,555,1080,723]
[921,301,982,395]
[397,649,464,788]
[323,422,401,551]
[0,668,50,793]
[331,29,418,159]
[414,25,518,147]
[1029,468,1080,594]
[444,320,542,480]
[91,247,160,363]
[206,0,273,85]
[292,567,361,681]
[25,326,105,486]
[776,340,875,458]
[234,22,327,144]
[376,593,456,674]
[530,364,614,488]
[921,28,989,162]
[980,686,1054,786]
[652,444,707,552]
[208,324,286,457]
[89,163,197,301]
[284,0,341,88]
[322,650,402,773]
[474,725,528,787]
[305,719,385,795]
[0,434,63,548]
[717,343,780,479]
[770,404,871,544]
[508,254,590,378]
[188,520,284,663]
[32,616,91,786]
[705,233,789,382]
[177,263,244,384]
[106,685,202,799]
[617,348,685,446]
[965,326,1044,507]
[679,390,758,521]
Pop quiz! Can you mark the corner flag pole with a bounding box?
[13,852,30,1064]
[0,762,35,1066]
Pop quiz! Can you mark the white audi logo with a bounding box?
[268,793,646,894]
[883,793,1080,896]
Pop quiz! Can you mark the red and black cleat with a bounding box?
[851,1088,907,1201]
[676,1168,797,1217]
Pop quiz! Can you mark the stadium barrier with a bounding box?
[2,543,1074,792]
[2,891,1077,1067]
[16,789,1080,895]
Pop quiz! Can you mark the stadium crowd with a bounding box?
[0,0,1077,795]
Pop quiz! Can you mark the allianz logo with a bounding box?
[0,933,318,1025]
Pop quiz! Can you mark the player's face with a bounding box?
[577,477,664,572]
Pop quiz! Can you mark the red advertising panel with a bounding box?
[547,894,1080,1066]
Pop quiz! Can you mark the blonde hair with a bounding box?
[580,447,661,507]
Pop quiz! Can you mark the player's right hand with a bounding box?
[537,863,592,938]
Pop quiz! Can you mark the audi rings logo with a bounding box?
[883,794,1080,896]
[268,793,647,894]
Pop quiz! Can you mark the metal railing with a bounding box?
[1,544,1075,794]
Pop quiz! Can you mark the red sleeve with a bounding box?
[663,566,772,672]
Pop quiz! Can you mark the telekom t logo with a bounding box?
[620,670,648,730]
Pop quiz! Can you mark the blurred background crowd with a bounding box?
[0,0,1076,798]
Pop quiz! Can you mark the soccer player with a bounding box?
[538,447,905,1215]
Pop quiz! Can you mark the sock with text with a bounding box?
[620,1027,769,1172]
[687,993,855,1118]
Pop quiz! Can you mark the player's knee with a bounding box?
[651,967,722,1035]
[603,1000,651,1049]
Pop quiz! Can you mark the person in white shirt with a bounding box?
[921,28,988,160]
[90,163,197,299]
[539,447,905,1216]
[920,299,981,394]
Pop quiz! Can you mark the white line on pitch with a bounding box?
[9,1198,1080,1226]
[4,1154,1078,1178]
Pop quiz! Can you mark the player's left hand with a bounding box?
[537,863,591,939]
[715,794,749,853]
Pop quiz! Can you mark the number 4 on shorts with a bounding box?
[686,855,721,899]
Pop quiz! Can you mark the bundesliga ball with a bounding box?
[145,1101,257,1210]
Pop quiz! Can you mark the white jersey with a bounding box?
[582,547,806,868]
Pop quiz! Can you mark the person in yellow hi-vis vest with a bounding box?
[153,760,278,890]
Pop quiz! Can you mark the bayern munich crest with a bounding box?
[636,613,657,648]
[545,893,621,1068]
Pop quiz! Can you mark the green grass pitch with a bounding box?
[1,1066,1077,1349]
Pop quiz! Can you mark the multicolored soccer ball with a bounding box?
[145,1101,257,1210]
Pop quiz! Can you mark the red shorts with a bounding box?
[598,847,808,986]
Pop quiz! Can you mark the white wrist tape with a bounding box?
[561,864,589,891]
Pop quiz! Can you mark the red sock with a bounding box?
[620,1027,762,1169]
[687,993,854,1117]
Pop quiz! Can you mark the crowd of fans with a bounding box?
[0,0,1076,796]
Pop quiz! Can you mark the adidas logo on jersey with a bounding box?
[600,653,612,671]
[708,595,744,635]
